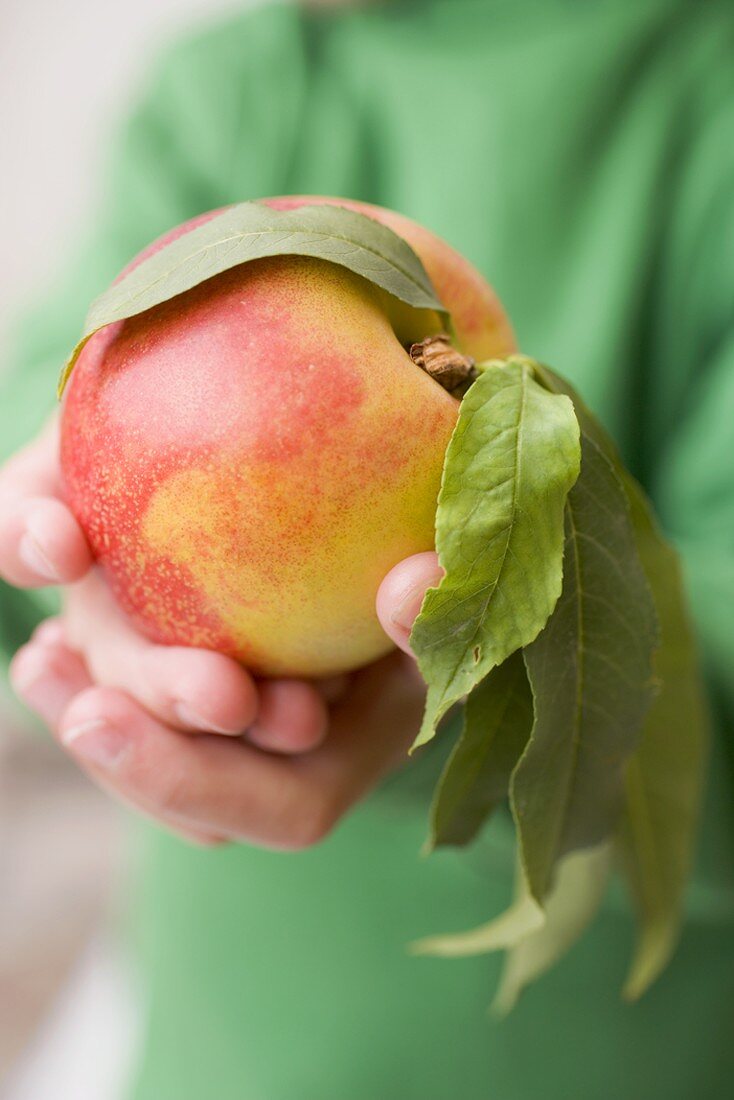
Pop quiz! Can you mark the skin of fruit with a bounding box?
[60,197,516,677]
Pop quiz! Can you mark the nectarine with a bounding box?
[60,198,514,676]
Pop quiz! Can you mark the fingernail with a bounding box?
[19,530,61,582]
[390,586,429,632]
[175,703,243,736]
[62,719,128,767]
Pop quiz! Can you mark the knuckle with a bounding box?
[60,688,115,737]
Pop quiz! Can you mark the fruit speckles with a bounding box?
[107,545,248,660]
[97,258,368,458]
[61,197,513,676]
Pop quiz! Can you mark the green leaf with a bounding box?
[492,842,612,1015]
[428,651,533,850]
[531,359,708,991]
[512,432,658,902]
[532,360,624,466]
[411,841,609,983]
[410,360,581,749]
[617,477,708,1001]
[58,201,447,395]
[411,888,544,959]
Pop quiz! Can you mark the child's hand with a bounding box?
[1,419,441,848]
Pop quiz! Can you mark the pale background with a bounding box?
[0,2,256,1096]
[0,0,253,351]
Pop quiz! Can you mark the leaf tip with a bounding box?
[56,358,73,400]
[490,984,520,1019]
[57,336,91,400]
[409,717,437,754]
[406,936,436,958]
[420,835,436,858]
[621,933,675,1004]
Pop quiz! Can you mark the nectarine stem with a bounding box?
[409,334,477,398]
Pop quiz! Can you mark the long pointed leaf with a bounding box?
[410,360,580,748]
[411,891,544,959]
[512,433,658,902]
[493,843,612,1015]
[532,359,708,993]
[428,651,533,850]
[618,478,708,1000]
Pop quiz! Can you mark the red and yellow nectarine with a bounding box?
[60,198,514,676]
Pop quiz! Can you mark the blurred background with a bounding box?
[0,2,251,1095]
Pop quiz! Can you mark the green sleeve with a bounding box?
[648,70,734,725]
[0,3,308,661]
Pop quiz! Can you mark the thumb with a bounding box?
[376,551,444,657]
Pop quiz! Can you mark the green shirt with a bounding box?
[3,2,734,1097]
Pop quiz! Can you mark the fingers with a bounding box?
[32,617,68,647]
[140,646,261,735]
[295,652,426,815]
[52,652,423,851]
[0,496,92,587]
[65,573,259,736]
[376,551,444,656]
[0,420,92,587]
[10,628,224,847]
[247,680,328,754]
[10,626,93,728]
[64,571,331,754]
[55,687,331,849]
[11,624,424,851]
[0,415,63,498]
